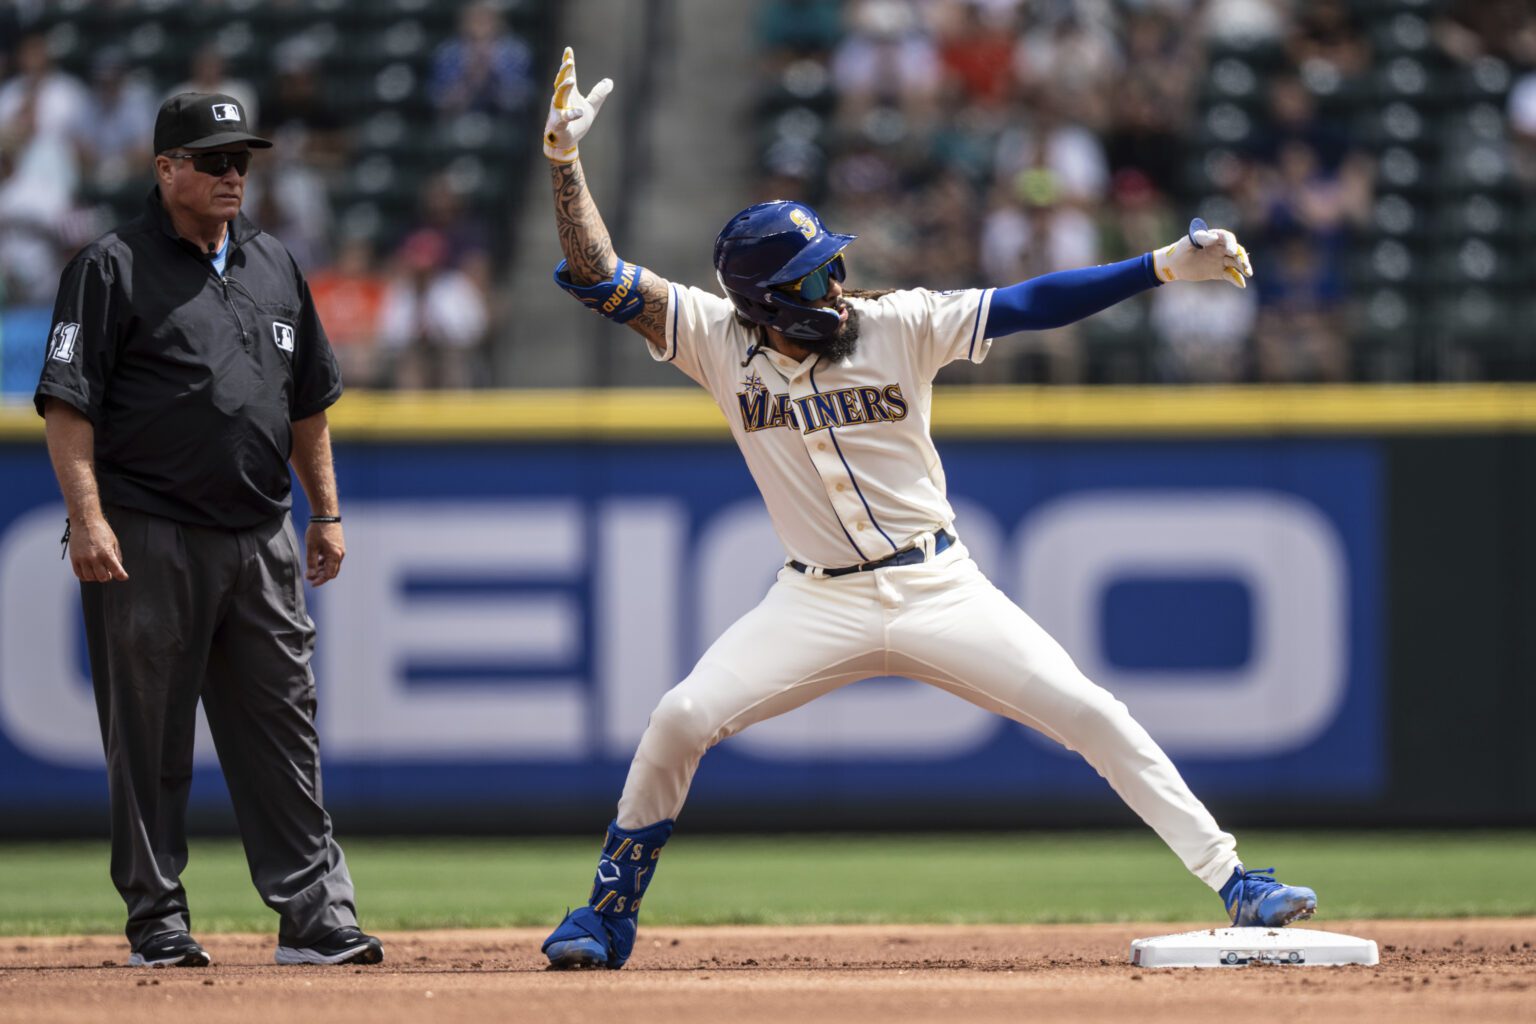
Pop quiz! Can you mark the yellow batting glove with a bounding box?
[1153,223,1254,289]
[543,47,613,164]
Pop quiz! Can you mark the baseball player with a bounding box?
[538,50,1316,970]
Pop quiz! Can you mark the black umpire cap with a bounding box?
[153,92,272,153]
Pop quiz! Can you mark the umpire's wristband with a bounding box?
[309,515,342,524]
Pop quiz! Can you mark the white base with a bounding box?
[1130,927,1379,968]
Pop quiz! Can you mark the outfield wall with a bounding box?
[1,386,1532,834]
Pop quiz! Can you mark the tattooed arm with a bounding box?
[543,48,671,351]
[549,158,672,352]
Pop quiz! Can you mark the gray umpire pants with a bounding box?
[81,504,357,949]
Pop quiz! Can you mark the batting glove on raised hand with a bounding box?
[544,46,613,164]
[1153,220,1254,289]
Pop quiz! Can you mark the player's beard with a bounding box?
[798,302,861,364]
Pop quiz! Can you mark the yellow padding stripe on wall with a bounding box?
[6,385,1536,442]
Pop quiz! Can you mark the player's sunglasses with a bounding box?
[165,150,252,177]
[774,253,846,303]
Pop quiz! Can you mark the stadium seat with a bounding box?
[1082,299,1154,384]
[1429,291,1531,381]
[18,0,553,277]
[1431,195,1518,240]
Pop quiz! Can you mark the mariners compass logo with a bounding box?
[740,369,767,397]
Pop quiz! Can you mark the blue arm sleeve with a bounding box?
[983,253,1160,337]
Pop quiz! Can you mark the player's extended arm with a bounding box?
[544,48,671,352]
[985,222,1253,337]
[289,410,345,586]
[42,399,128,583]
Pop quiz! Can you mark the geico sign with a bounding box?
[0,491,1348,768]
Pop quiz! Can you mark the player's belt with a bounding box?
[788,530,955,579]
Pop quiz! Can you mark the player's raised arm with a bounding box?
[544,47,671,352]
[982,220,1253,337]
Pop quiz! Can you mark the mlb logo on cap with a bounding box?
[154,91,272,153]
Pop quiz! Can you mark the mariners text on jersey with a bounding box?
[737,371,909,434]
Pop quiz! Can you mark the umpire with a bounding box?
[33,93,382,968]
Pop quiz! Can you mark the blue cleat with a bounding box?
[544,935,609,970]
[542,906,635,970]
[1221,866,1317,927]
[542,820,673,970]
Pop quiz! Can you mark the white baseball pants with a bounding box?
[614,541,1242,891]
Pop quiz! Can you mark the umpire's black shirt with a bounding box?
[35,188,342,529]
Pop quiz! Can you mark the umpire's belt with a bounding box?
[788,530,955,579]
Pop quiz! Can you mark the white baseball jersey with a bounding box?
[618,278,1242,893]
[656,283,997,568]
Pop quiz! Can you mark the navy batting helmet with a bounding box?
[713,201,856,342]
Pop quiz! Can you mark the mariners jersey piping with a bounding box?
[966,289,992,361]
[810,363,900,556]
[665,284,680,362]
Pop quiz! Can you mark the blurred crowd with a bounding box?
[0,0,537,391]
[5,1,1535,390]
[754,0,1536,383]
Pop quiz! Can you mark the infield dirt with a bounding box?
[2,920,1532,1024]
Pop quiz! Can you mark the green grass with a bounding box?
[2,831,1532,936]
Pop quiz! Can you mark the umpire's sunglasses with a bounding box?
[774,253,846,303]
[165,150,252,177]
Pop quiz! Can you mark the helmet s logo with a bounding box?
[789,208,817,240]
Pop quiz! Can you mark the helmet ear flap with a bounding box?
[716,269,778,329]
[738,293,780,327]
[737,294,791,333]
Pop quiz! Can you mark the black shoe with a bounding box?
[129,931,211,967]
[274,926,384,965]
